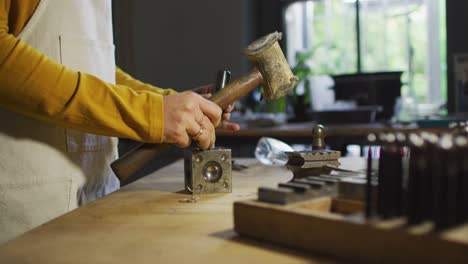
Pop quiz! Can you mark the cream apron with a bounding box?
[0,0,120,243]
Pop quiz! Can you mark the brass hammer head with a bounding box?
[244,32,299,100]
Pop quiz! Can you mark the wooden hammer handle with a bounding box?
[210,69,262,109]
[111,69,263,182]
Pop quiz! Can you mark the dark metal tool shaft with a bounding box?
[407,134,425,224]
[365,134,377,218]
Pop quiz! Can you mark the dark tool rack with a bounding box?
[234,125,468,264]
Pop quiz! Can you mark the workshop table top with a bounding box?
[0,157,365,264]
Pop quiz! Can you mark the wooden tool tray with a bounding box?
[234,197,468,263]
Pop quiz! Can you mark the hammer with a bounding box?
[111,32,298,182]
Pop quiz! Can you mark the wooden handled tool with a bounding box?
[111,32,298,182]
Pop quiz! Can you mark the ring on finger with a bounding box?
[192,126,205,141]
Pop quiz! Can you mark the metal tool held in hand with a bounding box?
[183,70,232,195]
[111,32,298,182]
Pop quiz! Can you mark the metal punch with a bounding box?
[285,124,341,178]
[184,147,232,195]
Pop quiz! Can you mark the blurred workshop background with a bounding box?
[112,0,467,177]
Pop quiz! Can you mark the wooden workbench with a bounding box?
[0,158,366,264]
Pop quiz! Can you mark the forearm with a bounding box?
[0,28,164,143]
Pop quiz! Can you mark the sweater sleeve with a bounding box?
[0,3,164,143]
[116,67,177,95]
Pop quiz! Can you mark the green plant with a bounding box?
[289,44,325,109]
[288,43,342,118]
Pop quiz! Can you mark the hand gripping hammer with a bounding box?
[111,32,298,182]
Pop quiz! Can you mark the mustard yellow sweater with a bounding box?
[0,0,176,143]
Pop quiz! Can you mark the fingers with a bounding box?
[185,104,214,150]
[195,116,216,150]
[219,104,240,131]
[222,104,233,121]
[190,93,219,149]
[174,115,214,150]
[222,121,240,131]
[224,104,234,113]
[198,96,222,127]
[186,116,203,141]
[162,92,220,150]
[222,112,230,121]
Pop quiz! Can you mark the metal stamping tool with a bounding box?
[407,133,426,224]
[183,70,234,195]
[184,147,232,195]
[455,136,468,223]
[285,124,341,178]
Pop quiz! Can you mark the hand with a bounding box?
[220,104,240,131]
[192,84,240,131]
[163,91,222,150]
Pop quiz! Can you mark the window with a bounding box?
[283,0,447,104]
